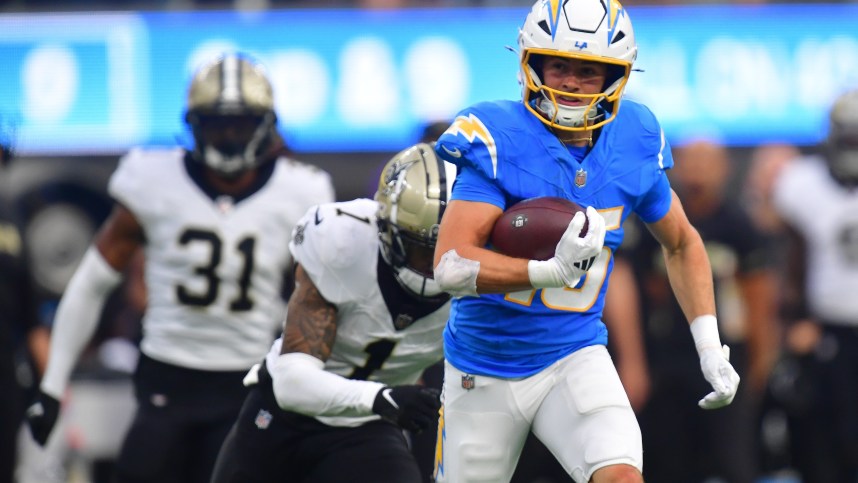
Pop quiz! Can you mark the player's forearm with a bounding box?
[472,249,534,293]
[269,351,384,417]
[435,247,534,296]
[661,236,716,323]
[27,326,51,377]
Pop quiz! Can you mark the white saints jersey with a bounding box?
[269,198,449,426]
[773,155,858,325]
[108,147,335,370]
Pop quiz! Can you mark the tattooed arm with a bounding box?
[281,264,338,360]
[269,264,386,417]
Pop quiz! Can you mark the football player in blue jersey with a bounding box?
[431,0,740,482]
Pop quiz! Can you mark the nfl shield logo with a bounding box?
[292,223,306,245]
[255,409,273,430]
[215,195,234,213]
[461,374,475,390]
[575,168,588,188]
[394,314,414,330]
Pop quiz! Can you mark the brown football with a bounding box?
[489,197,587,261]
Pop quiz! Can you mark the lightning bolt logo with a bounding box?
[548,0,562,41]
[607,0,626,44]
[433,405,446,480]
[444,114,499,177]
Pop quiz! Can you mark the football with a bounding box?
[489,197,587,261]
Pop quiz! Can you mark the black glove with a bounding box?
[26,390,61,446]
[372,385,441,433]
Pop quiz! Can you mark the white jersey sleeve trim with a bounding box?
[40,247,123,398]
[267,351,385,418]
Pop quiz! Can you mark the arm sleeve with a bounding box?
[39,247,122,398]
[267,351,384,418]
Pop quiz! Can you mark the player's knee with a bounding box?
[457,441,513,481]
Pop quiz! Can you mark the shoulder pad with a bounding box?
[436,101,563,182]
[772,155,824,225]
[614,101,674,171]
[289,199,379,304]
[108,147,184,212]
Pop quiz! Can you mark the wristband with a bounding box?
[690,315,722,354]
[527,259,564,289]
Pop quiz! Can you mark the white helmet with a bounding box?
[826,89,858,186]
[184,53,279,177]
[518,0,638,133]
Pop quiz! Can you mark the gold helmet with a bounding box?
[184,53,279,177]
[826,88,858,186]
[375,143,456,298]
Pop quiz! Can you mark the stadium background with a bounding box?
[1,1,856,481]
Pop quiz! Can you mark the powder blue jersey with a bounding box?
[435,99,674,378]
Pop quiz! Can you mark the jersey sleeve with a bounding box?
[286,158,336,208]
[435,104,509,208]
[435,105,506,177]
[635,172,672,223]
[107,147,184,223]
[107,148,151,215]
[449,165,506,208]
[288,200,378,305]
[771,157,816,229]
[627,103,675,223]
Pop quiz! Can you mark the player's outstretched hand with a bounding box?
[551,206,606,286]
[697,344,741,410]
[372,385,441,433]
[26,390,61,446]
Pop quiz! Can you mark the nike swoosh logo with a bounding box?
[381,388,400,409]
[26,403,44,417]
[314,207,323,225]
[441,145,462,158]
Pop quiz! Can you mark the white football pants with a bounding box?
[434,345,642,483]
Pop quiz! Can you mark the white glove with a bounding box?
[691,315,741,410]
[528,206,607,288]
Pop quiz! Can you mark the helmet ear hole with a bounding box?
[526,55,544,88]
[604,65,626,92]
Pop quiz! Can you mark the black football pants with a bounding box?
[113,354,248,483]
[210,362,423,483]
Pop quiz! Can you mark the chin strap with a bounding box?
[536,96,604,129]
[394,266,444,298]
